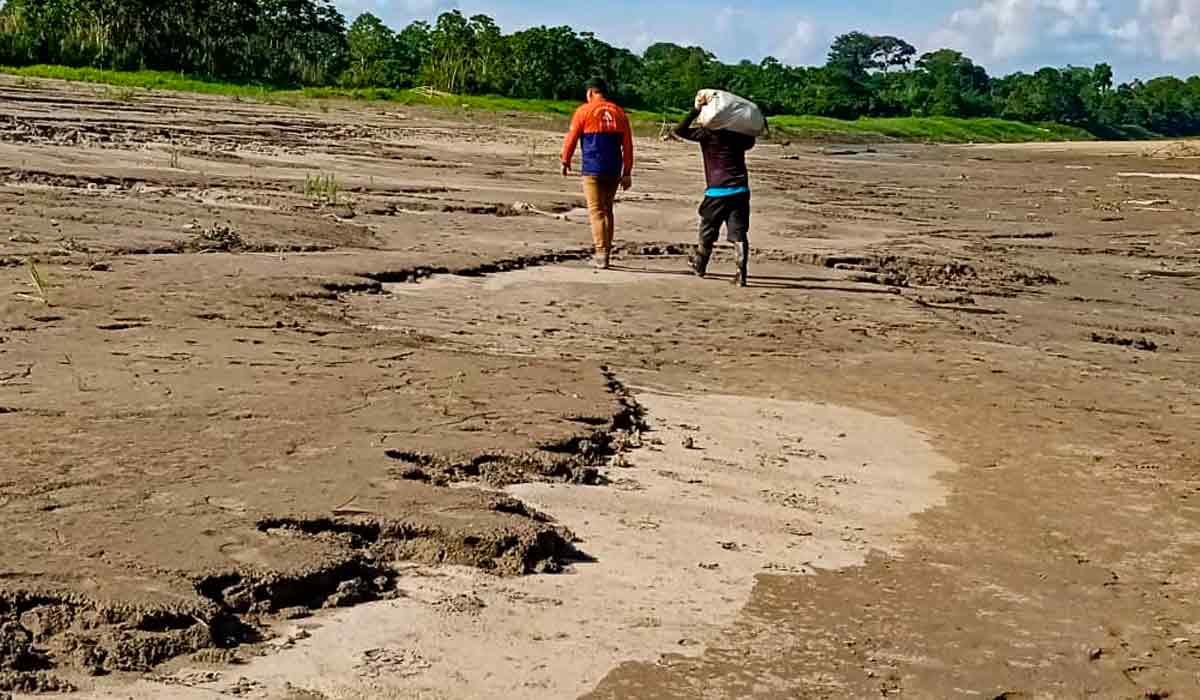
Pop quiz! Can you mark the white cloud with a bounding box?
[626,20,654,53]
[1105,17,1141,42]
[933,0,1103,60]
[715,6,740,34]
[775,20,821,65]
[932,0,1200,68]
[690,8,824,65]
[1133,0,1200,59]
[336,0,458,23]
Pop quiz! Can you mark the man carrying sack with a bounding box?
[561,77,635,270]
[671,89,764,287]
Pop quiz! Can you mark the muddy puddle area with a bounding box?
[3,75,1200,699]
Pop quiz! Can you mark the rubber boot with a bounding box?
[732,241,749,287]
[689,244,711,277]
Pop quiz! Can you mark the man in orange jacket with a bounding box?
[561,78,634,269]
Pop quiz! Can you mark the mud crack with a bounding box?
[1090,333,1159,352]
[766,250,1060,291]
[362,249,594,286]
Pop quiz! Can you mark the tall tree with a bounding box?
[874,36,917,73]
[344,13,398,87]
[915,49,991,117]
[393,20,431,87]
[827,31,879,79]
[638,42,718,110]
[508,25,587,100]
[421,10,475,93]
[470,14,508,94]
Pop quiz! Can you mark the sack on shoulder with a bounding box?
[694,89,766,137]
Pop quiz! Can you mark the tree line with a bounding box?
[3,0,1200,137]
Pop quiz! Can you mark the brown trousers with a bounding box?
[582,176,621,253]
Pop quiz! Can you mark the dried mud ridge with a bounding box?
[357,249,598,286]
[0,497,586,690]
[783,252,1060,291]
[0,112,511,155]
[622,242,1060,292]
[300,249,602,300]
[1,165,295,195]
[388,368,648,487]
[1090,332,1159,352]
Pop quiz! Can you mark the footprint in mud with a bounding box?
[503,591,563,607]
[205,495,250,514]
[155,669,224,688]
[432,593,487,616]
[224,677,266,696]
[356,647,433,680]
[761,489,827,513]
[618,516,662,531]
[817,474,859,489]
[218,538,273,568]
[271,685,330,700]
[655,469,704,485]
[783,445,828,461]
[757,453,789,469]
[609,477,646,492]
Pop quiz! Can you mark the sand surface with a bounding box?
[2,76,1199,698]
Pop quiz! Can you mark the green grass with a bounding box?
[303,172,341,206]
[299,86,677,127]
[2,64,1100,144]
[302,86,577,113]
[2,64,279,98]
[0,65,678,129]
[769,115,1095,143]
[26,258,49,305]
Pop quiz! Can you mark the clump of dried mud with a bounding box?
[617,243,1058,294]
[0,501,587,689]
[0,590,215,688]
[799,252,1059,291]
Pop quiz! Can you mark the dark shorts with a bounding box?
[698,192,751,244]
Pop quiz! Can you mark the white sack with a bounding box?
[694,89,766,137]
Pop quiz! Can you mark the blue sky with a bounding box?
[335,0,1200,81]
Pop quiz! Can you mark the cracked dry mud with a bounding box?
[3,76,1200,699]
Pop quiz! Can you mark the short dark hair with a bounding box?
[585,77,610,96]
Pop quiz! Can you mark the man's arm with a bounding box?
[672,108,704,142]
[621,111,634,179]
[561,108,584,174]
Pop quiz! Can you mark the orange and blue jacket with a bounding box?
[561,97,634,178]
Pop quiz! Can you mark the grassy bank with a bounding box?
[2,64,1101,144]
[0,65,675,129]
[299,85,677,125]
[1,64,279,98]
[770,114,1096,143]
